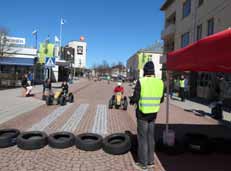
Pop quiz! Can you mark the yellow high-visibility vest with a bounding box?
[180,79,185,88]
[139,77,164,114]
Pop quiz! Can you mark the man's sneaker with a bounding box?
[147,163,155,168]
[134,162,148,171]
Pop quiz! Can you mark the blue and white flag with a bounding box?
[61,18,66,25]
[54,35,59,42]
[32,30,37,35]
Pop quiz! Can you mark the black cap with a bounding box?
[143,61,155,76]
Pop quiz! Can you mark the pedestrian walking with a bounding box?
[107,75,111,84]
[21,74,32,97]
[173,78,179,97]
[169,77,174,99]
[129,61,164,170]
[184,77,189,99]
[211,73,225,119]
[28,72,33,86]
[42,79,52,99]
[179,75,185,101]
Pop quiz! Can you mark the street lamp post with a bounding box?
[32,30,38,85]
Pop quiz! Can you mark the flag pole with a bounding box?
[35,31,38,49]
[59,17,62,59]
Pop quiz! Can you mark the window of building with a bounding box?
[198,0,204,7]
[181,32,190,48]
[77,46,83,55]
[207,18,214,36]
[183,0,191,18]
[197,24,202,40]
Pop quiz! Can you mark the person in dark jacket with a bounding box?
[61,81,69,95]
[21,74,28,89]
[21,74,32,96]
[130,61,164,170]
[43,79,52,97]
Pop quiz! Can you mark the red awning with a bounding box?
[167,29,231,72]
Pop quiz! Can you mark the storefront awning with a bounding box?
[56,59,71,67]
[0,57,34,66]
[167,29,231,72]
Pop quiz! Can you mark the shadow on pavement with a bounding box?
[125,130,138,163]
[155,123,231,171]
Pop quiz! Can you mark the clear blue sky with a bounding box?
[0,0,164,67]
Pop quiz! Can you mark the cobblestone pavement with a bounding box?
[0,79,87,125]
[2,79,231,171]
[0,80,165,171]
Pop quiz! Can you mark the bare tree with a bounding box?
[93,60,112,76]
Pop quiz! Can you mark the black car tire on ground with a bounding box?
[0,129,20,148]
[68,93,74,103]
[103,133,131,155]
[76,133,103,151]
[17,131,48,150]
[59,96,66,106]
[48,132,75,149]
[184,133,210,154]
[46,96,53,105]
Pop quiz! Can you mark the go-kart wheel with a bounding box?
[42,95,46,101]
[109,99,113,109]
[123,98,128,111]
[46,96,53,105]
[59,96,66,106]
[115,105,120,109]
[68,93,74,103]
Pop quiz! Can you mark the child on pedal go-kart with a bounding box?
[109,82,128,110]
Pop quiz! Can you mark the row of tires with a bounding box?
[156,133,231,155]
[0,129,131,155]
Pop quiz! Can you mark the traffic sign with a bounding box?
[45,57,56,67]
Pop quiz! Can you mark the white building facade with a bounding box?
[0,36,38,87]
[127,44,163,80]
[68,41,87,69]
[127,51,163,80]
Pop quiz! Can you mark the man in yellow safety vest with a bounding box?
[129,61,164,170]
[179,75,185,101]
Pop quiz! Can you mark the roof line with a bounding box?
[160,0,175,11]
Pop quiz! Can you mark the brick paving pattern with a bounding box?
[0,80,165,171]
[2,79,230,171]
